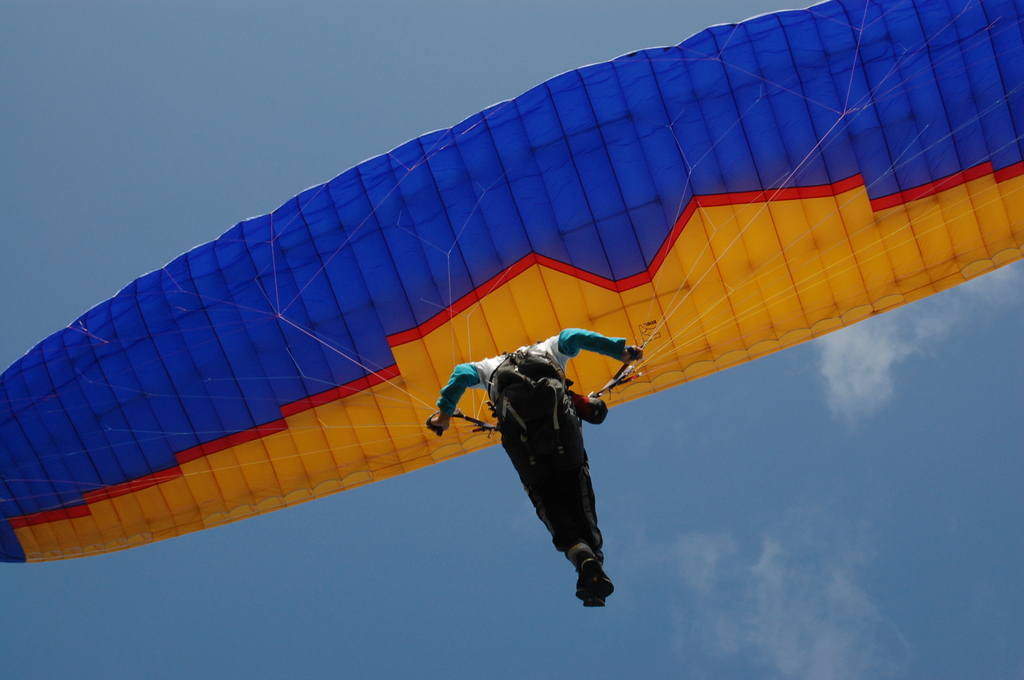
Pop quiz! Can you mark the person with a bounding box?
[427,328,642,607]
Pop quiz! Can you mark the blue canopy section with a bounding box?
[1,519,25,563]
[1,0,1021,549]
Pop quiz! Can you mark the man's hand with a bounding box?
[621,345,643,363]
[426,411,452,436]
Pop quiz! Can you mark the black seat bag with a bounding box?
[491,350,584,467]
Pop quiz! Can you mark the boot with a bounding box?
[574,553,613,606]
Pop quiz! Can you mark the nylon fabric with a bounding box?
[1,0,1022,562]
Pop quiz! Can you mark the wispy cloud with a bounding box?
[817,315,914,422]
[816,260,1023,422]
[676,533,736,595]
[672,509,911,680]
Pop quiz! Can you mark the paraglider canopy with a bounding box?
[1,0,1022,564]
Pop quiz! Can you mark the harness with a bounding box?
[426,341,643,438]
[490,348,576,457]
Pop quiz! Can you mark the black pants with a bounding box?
[502,421,603,564]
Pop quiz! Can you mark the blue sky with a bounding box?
[1,2,1021,679]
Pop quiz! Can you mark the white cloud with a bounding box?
[816,260,1023,422]
[676,533,736,595]
[672,510,911,680]
[817,315,913,421]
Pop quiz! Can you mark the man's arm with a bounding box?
[557,328,641,363]
[427,363,481,435]
[436,363,480,415]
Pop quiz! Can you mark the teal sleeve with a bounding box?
[437,364,480,414]
[557,328,626,360]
